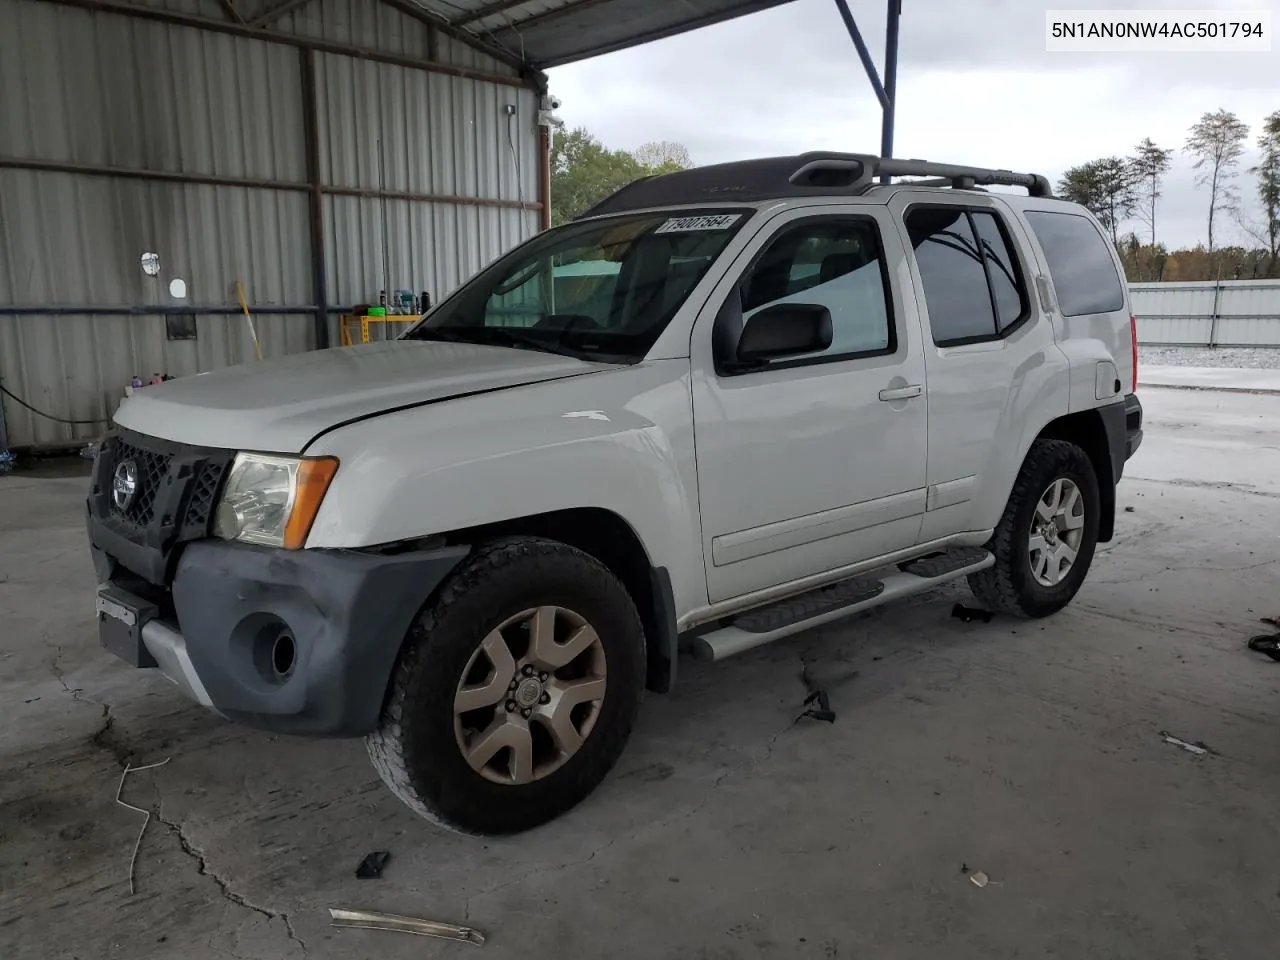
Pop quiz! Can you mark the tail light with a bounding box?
[1130,315,1138,392]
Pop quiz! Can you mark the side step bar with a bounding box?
[689,547,994,662]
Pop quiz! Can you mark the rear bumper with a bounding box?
[1098,393,1142,487]
[1124,393,1143,459]
[95,540,469,737]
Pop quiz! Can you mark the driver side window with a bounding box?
[740,218,894,363]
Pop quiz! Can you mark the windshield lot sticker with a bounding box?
[654,214,743,234]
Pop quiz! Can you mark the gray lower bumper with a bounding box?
[141,620,218,711]
[100,540,470,737]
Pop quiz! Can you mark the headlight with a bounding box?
[213,453,339,549]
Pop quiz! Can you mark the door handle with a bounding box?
[878,384,922,402]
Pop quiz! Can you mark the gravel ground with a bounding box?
[1139,345,1280,369]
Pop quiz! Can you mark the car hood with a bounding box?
[113,339,613,453]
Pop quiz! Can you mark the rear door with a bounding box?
[887,192,1068,543]
[689,205,930,603]
[1017,205,1135,404]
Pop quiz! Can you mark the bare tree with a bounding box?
[631,141,693,173]
[1184,109,1250,255]
[1129,138,1174,246]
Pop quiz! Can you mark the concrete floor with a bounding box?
[3,386,1280,960]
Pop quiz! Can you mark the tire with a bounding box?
[967,438,1102,619]
[366,537,646,836]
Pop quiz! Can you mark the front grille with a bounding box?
[111,439,173,526]
[185,460,227,530]
[89,430,235,583]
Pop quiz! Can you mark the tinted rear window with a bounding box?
[1024,210,1125,317]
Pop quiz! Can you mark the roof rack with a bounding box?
[578,152,1053,219]
[870,156,1052,196]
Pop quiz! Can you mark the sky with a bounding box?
[545,0,1278,250]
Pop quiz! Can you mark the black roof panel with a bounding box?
[579,152,1054,219]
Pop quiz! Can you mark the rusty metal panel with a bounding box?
[314,53,538,200]
[0,169,311,308]
[324,193,535,309]
[406,0,795,67]
[280,0,520,74]
[0,0,305,181]
[0,312,320,448]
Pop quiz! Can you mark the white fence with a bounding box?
[1130,280,1280,347]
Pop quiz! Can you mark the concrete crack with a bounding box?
[47,638,135,768]
[155,811,308,955]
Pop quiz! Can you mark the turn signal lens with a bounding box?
[283,457,339,550]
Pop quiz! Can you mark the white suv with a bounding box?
[88,153,1144,835]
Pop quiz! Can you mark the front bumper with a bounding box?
[95,540,469,737]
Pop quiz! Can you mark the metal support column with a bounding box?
[833,0,902,183]
[299,48,331,349]
[880,0,901,175]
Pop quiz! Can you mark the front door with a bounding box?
[690,207,929,604]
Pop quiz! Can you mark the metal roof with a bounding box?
[404,0,799,68]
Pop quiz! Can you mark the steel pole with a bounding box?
[879,0,901,182]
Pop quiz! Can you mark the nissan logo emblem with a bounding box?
[112,459,139,511]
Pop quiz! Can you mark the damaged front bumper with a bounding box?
[93,539,469,737]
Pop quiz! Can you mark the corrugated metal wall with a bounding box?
[1131,281,1280,347]
[0,0,542,449]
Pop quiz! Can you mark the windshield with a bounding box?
[402,209,751,362]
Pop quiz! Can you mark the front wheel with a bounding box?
[366,537,646,835]
[968,438,1101,618]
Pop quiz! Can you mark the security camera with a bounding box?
[544,95,562,110]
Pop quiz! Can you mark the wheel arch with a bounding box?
[1034,409,1116,543]
[439,507,679,694]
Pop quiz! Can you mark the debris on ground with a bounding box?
[1247,634,1280,662]
[796,664,838,723]
[114,757,172,895]
[969,870,990,888]
[798,689,836,724]
[1160,731,1211,756]
[951,603,994,624]
[1124,506,1136,513]
[355,850,391,879]
[328,907,485,946]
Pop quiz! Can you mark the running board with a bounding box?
[689,548,994,661]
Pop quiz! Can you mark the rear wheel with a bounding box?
[366,537,646,835]
[968,438,1101,618]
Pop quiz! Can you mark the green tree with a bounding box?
[1058,157,1136,245]
[549,128,694,226]
[1184,109,1250,256]
[1129,138,1174,246]
[549,127,643,226]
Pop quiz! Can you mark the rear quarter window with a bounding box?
[1023,210,1125,317]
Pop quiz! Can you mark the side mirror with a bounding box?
[735,303,833,365]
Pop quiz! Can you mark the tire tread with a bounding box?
[967,438,1098,618]
[366,536,644,835]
